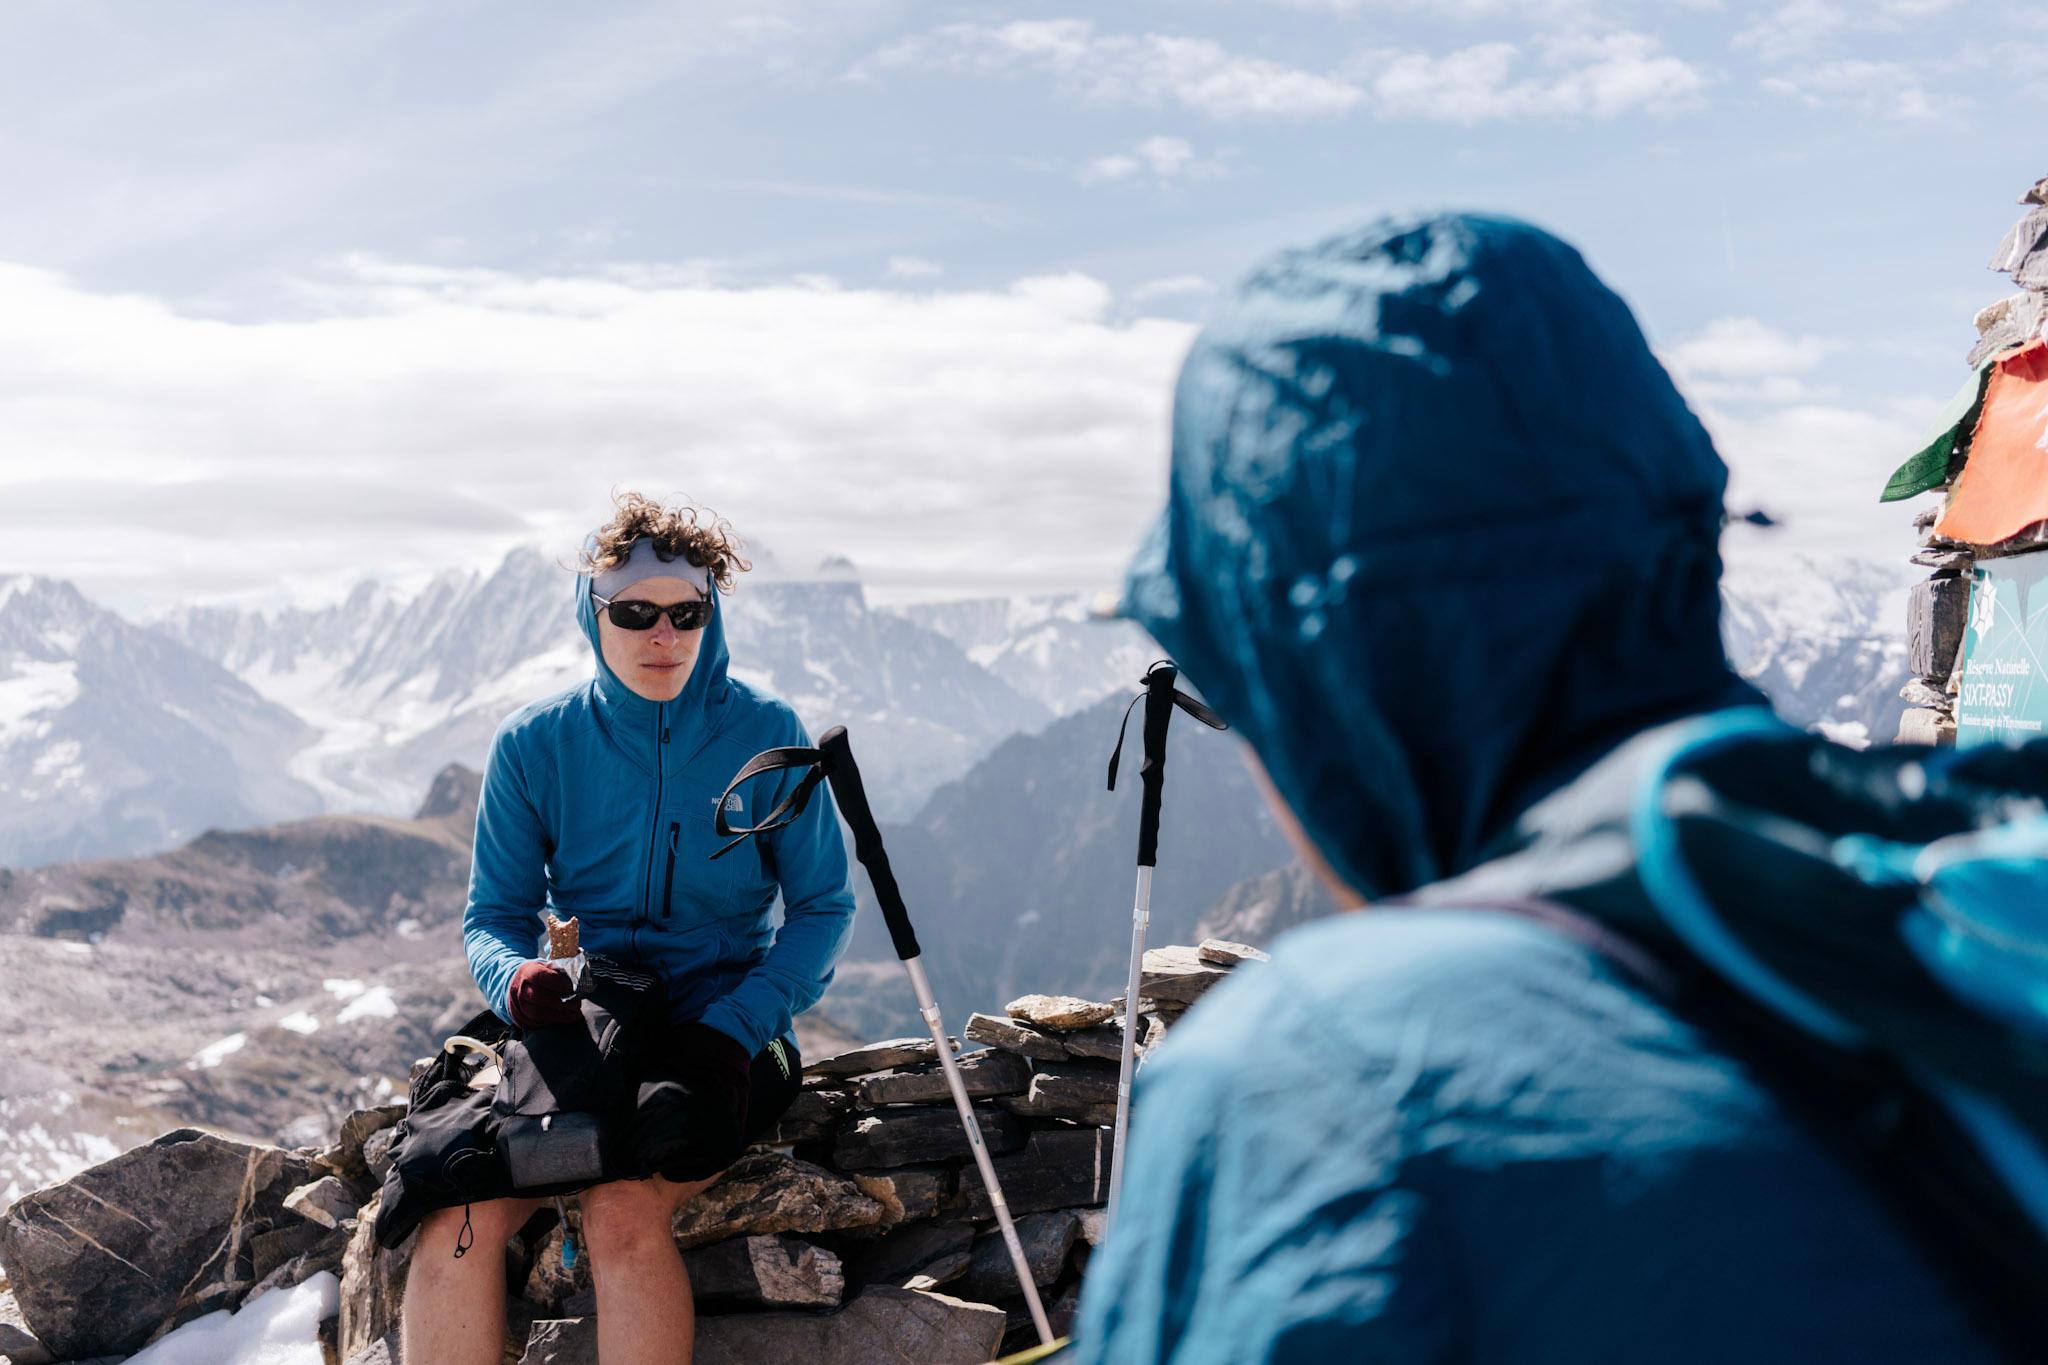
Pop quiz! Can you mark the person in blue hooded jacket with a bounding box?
[403,494,856,1365]
[1067,215,2032,1362]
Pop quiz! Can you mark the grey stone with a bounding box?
[1198,937,1268,966]
[1059,1023,1126,1062]
[338,1191,412,1364]
[1899,677,1951,711]
[804,1037,955,1080]
[340,1328,400,1365]
[360,1127,399,1183]
[0,1317,52,1365]
[1989,204,2048,290]
[1968,291,2047,368]
[955,1211,1079,1301]
[858,1049,1032,1107]
[1142,1013,1172,1051]
[312,1104,408,1181]
[1141,944,1231,1004]
[850,1164,955,1228]
[2026,177,2048,207]
[833,1105,1026,1171]
[685,1234,844,1310]
[1076,1207,1109,1247]
[672,1151,886,1249]
[1909,576,1970,684]
[1006,994,1116,1031]
[961,1128,1113,1220]
[0,1128,315,1361]
[250,1219,332,1282]
[847,1219,975,1288]
[283,1174,361,1230]
[963,1012,1066,1062]
[1000,1062,1121,1126]
[1911,546,1975,576]
[521,1288,1008,1365]
[903,1252,973,1292]
[1897,707,1957,746]
[764,1086,856,1144]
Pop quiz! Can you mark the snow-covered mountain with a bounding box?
[1720,548,1913,748]
[0,577,321,869]
[892,594,1155,717]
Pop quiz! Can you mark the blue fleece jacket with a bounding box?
[462,566,856,1057]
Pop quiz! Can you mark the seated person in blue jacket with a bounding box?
[404,493,856,1365]
[1068,217,2007,1362]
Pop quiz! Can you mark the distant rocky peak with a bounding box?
[413,763,482,826]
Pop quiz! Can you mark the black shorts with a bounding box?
[742,1035,802,1143]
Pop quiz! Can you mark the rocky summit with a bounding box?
[0,941,1254,1364]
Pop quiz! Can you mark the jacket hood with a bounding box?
[575,554,734,736]
[1121,212,1763,901]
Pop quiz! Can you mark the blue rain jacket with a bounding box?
[462,567,856,1057]
[1077,214,2040,1361]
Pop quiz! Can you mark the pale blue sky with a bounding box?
[0,0,2040,609]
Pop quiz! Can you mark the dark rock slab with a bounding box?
[955,1210,1079,1301]
[963,1012,1065,1062]
[833,1106,1025,1171]
[961,1128,1113,1219]
[685,1234,844,1310]
[849,1164,954,1228]
[1909,575,1970,683]
[1140,944,1231,1004]
[847,1219,975,1289]
[763,1086,856,1144]
[804,1037,954,1080]
[1059,1023,1125,1062]
[0,1314,52,1365]
[672,1151,885,1249]
[1001,1062,1120,1126]
[905,1251,973,1292]
[360,1127,399,1183]
[0,1128,314,1360]
[521,1288,1008,1365]
[858,1049,1031,1107]
[250,1219,331,1283]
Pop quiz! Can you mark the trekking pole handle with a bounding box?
[816,726,922,962]
[1135,663,1178,869]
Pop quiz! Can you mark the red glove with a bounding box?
[507,960,581,1031]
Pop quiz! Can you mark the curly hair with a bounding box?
[577,492,751,592]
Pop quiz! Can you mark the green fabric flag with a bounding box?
[1880,360,1993,503]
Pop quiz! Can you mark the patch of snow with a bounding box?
[125,1270,339,1365]
[255,994,275,1007]
[322,978,366,1000]
[61,941,92,955]
[336,985,396,1024]
[1816,720,1871,749]
[0,659,79,745]
[189,1033,248,1069]
[276,1012,321,1035]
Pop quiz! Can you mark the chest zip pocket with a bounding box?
[661,821,680,918]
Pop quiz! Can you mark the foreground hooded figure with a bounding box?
[1071,215,2048,1362]
[401,496,855,1365]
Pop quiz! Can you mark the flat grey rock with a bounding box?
[1140,945,1231,1005]
[1000,1062,1120,1126]
[847,1218,975,1289]
[1968,291,2046,368]
[1989,204,2048,289]
[804,1037,953,1080]
[764,1086,856,1144]
[1197,937,1267,966]
[858,1048,1032,1107]
[963,1012,1066,1062]
[312,1104,408,1181]
[1005,994,1116,1031]
[283,1174,360,1230]
[0,1127,314,1361]
[1058,1023,1126,1062]
[833,1106,1025,1171]
[673,1151,886,1249]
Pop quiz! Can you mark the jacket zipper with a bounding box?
[662,821,680,919]
[640,701,670,921]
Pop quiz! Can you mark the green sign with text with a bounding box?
[1957,553,2048,747]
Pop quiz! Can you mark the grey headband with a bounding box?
[591,537,711,600]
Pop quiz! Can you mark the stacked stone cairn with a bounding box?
[0,940,1265,1365]
[1894,175,2048,745]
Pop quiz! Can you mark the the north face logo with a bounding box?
[714,793,744,813]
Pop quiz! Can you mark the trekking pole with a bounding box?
[713,726,1055,1347]
[1103,661,1227,1224]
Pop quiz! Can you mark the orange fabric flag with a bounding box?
[1937,342,2048,547]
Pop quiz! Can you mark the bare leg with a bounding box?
[582,1173,721,1365]
[400,1196,544,1365]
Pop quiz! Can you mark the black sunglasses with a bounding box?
[591,592,712,632]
